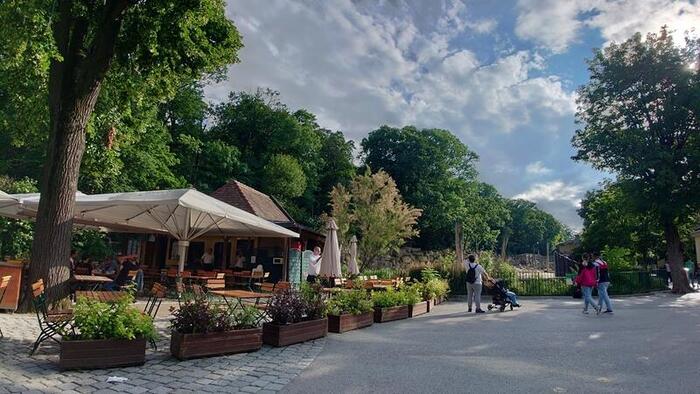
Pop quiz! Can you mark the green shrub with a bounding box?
[401,284,422,305]
[372,289,404,308]
[421,278,449,300]
[68,295,156,341]
[326,289,374,315]
[300,282,327,320]
[362,267,400,279]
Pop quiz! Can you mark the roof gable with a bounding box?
[211,180,292,223]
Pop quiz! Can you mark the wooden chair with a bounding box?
[205,278,225,289]
[216,272,225,279]
[248,271,264,290]
[0,275,10,338]
[29,279,73,355]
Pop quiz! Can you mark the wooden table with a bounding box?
[72,274,113,290]
[75,291,128,303]
[209,289,271,309]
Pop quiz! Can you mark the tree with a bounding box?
[498,199,568,256]
[0,176,38,259]
[6,0,242,307]
[328,169,421,269]
[262,154,307,200]
[572,28,699,293]
[361,126,479,249]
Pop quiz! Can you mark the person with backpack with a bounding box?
[464,254,491,314]
[574,253,600,314]
[593,252,613,314]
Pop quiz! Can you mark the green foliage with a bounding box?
[262,154,307,200]
[499,199,570,256]
[425,279,450,300]
[326,289,374,316]
[601,246,637,271]
[71,230,114,261]
[371,288,404,308]
[329,169,421,269]
[400,284,422,305]
[361,267,400,279]
[68,295,156,341]
[0,176,37,258]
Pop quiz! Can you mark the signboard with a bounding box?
[287,249,302,288]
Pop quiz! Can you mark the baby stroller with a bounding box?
[487,279,515,312]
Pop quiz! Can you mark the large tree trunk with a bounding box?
[453,222,464,276]
[663,219,693,294]
[18,0,129,311]
[500,228,510,258]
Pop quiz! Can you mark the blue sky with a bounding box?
[206,0,700,231]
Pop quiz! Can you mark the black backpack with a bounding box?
[466,264,478,284]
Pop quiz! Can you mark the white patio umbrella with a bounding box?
[348,235,359,275]
[319,218,342,277]
[22,188,299,276]
[0,191,38,219]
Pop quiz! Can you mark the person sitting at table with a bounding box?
[104,258,139,291]
[95,256,119,277]
[69,249,78,275]
[233,253,245,272]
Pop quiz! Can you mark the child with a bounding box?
[574,253,600,314]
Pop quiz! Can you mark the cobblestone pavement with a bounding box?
[0,302,325,394]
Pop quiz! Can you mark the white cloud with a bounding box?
[526,161,553,175]
[515,180,584,207]
[515,0,700,53]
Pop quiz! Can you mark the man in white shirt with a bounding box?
[201,248,214,271]
[307,246,322,283]
[464,254,490,313]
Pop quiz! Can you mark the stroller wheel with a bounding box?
[499,305,506,312]
[487,305,493,310]
[510,304,514,311]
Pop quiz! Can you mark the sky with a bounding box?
[205,0,700,231]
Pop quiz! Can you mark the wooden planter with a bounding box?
[328,311,374,333]
[408,301,429,317]
[373,305,409,323]
[432,296,446,307]
[263,318,328,347]
[170,328,262,360]
[59,338,146,370]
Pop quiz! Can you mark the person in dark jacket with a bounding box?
[593,252,613,314]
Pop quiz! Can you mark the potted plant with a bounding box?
[262,286,327,347]
[404,284,429,317]
[60,295,156,370]
[372,288,409,323]
[326,289,374,333]
[423,278,450,307]
[170,298,262,360]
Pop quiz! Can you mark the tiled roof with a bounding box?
[211,180,292,223]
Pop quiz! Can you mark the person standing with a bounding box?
[201,248,214,271]
[465,254,490,314]
[307,246,322,283]
[593,252,613,314]
[68,249,78,275]
[575,254,599,314]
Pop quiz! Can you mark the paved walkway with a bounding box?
[0,300,324,394]
[286,293,700,394]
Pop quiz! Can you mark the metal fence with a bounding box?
[449,270,667,296]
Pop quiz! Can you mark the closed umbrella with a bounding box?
[319,218,342,278]
[348,235,359,275]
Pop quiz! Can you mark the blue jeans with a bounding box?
[582,286,595,310]
[506,290,518,305]
[597,282,612,311]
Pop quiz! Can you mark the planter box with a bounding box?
[408,301,429,317]
[328,311,374,333]
[263,318,328,347]
[170,328,262,360]
[59,338,146,370]
[373,305,409,323]
[432,296,447,307]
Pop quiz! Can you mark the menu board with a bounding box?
[287,249,302,287]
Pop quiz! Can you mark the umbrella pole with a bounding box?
[177,240,189,297]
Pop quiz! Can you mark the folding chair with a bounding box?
[143,283,166,351]
[0,275,10,338]
[29,279,73,356]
